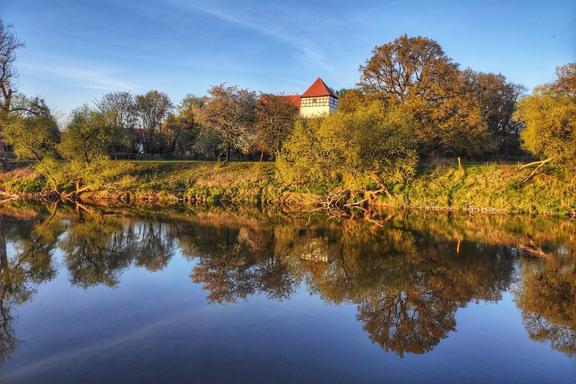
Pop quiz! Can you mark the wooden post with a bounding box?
[457,157,462,170]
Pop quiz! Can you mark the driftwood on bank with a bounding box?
[318,188,385,210]
[313,188,390,222]
[519,156,556,183]
[0,191,19,204]
[58,178,92,201]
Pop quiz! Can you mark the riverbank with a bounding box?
[0,160,574,216]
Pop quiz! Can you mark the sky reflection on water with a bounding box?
[0,205,574,383]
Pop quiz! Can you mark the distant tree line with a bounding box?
[1,20,574,194]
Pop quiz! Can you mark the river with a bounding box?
[0,204,574,383]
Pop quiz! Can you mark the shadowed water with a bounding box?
[0,204,574,383]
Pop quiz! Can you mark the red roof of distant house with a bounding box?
[302,77,337,98]
[260,94,301,108]
[284,94,301,108]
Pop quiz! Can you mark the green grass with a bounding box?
[385,163,576,215]
[1,160,574,216]
[76,160,281,205]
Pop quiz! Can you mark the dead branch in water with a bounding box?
[518,240,552,258]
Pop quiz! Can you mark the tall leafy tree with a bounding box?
[336,89,376,113]
[58,105,116,164]
[2,96,60,162]
[359,35,492,157]
[359,35,458,103]
[159,95,205,157]
[515,63,576,169]
[199,84,256,160]
[50,105,125,194]
[135,91,172,154]
[96,91,136,130]
[192,126,221,160]
[464,70,525,156]
[96,92,137,153]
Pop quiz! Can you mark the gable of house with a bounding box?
[278,77,338,117]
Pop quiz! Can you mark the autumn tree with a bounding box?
[178,95,206,125]
[359,35,493,157]
[515,63,576,169]
[192,126,221,159]
[159,95,205,157]
[336,88,376,113]
[464,70,525,156]
[199,84,257,160]
[277,101,418,193]
[253,94,298,161]
[0,20,24,170]
[359,35,458,102]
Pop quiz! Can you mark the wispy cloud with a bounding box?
[21,63,136,91]
[162,0,335,72]
[0,306,213,381]
[268,76,309,86]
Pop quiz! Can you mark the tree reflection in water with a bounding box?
[0,205,573,361]
[187,223,295,302]
[0,208,62,361]
[274,220,516,356]
[515,254,576,356]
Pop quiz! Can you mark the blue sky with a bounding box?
[2,0,575,116]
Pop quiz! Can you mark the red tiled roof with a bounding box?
[302,77,337,98]
[284,94,301,108]
[260,94,301,108]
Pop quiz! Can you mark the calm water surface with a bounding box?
[0,205,574,383]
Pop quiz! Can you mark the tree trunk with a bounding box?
[0,115,8,171]
[259,151,264,162]
[0,140,7,173]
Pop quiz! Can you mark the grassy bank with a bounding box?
[0,160,574,216]
[385,163,576,216]
[0,161,291,205]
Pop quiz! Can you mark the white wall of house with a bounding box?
[300,96,339,117]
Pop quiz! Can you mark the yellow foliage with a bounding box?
[276,102,418,192]
[515,63,576,167]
